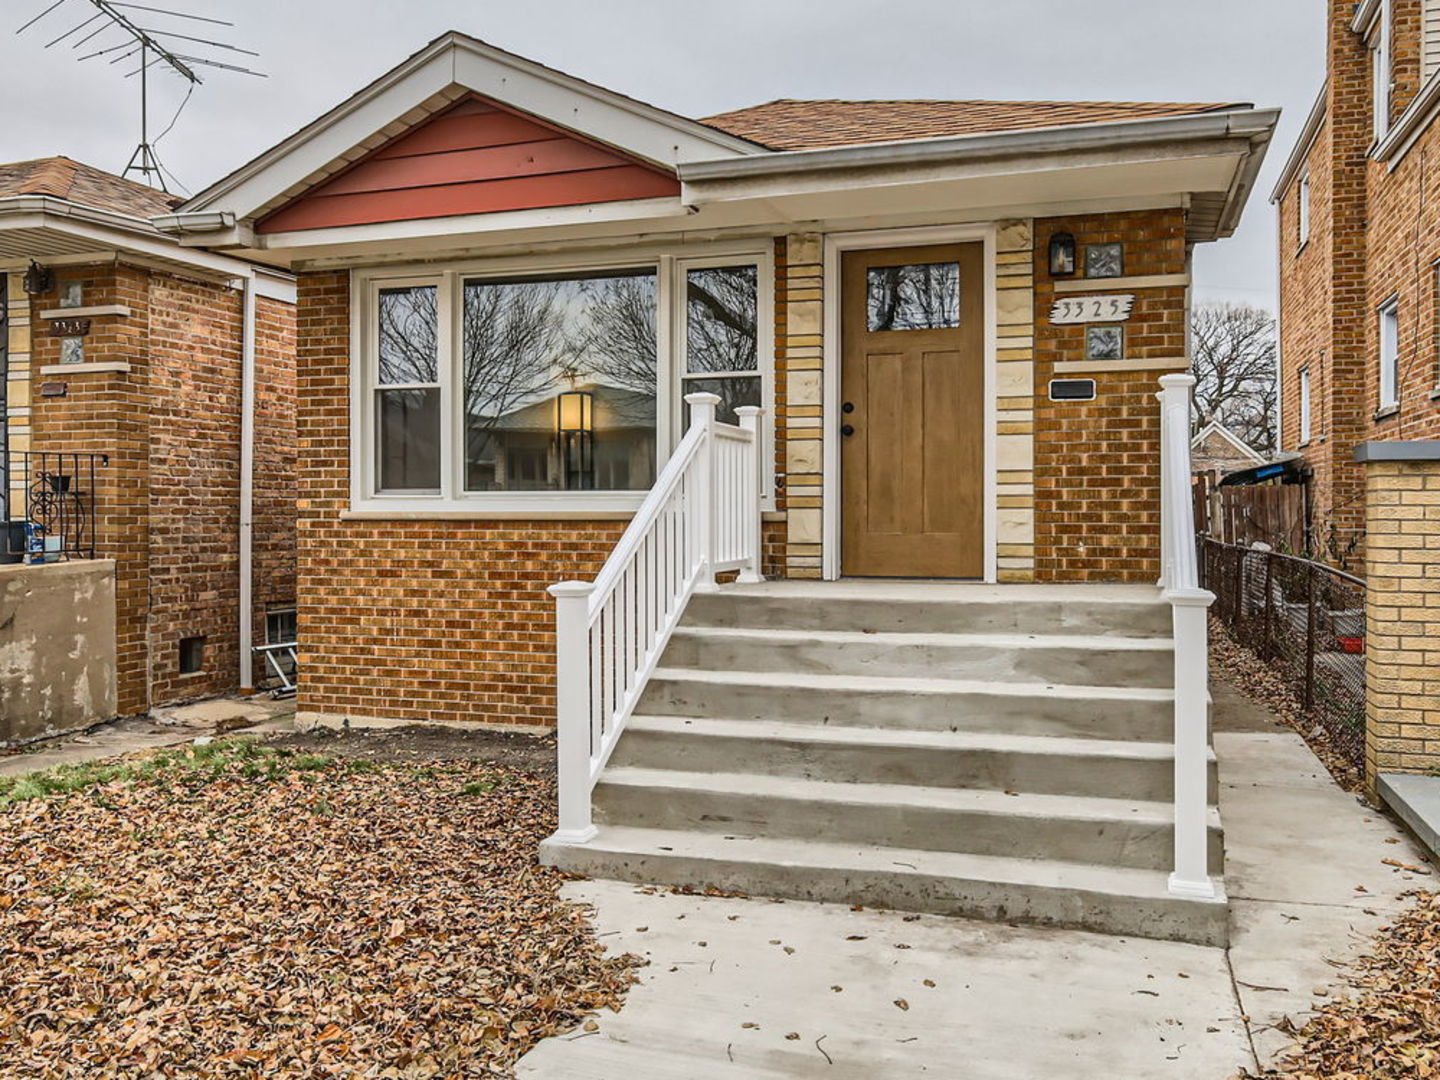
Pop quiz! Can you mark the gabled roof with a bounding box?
[0,157,179,219]
[1191,420,1266,465]
[179,31,759,223]
[701,99,1247,151]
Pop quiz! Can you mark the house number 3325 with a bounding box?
[1049,294,1135,325]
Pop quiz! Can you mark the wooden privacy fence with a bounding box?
[1193,477,1306,553]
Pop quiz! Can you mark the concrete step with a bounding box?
[612,715,1215,801]
[593,766,1223,872]
[662,626,1173,688]
[639,668,1177,741]
[684,582,1172,639]
[540,825,1228,947]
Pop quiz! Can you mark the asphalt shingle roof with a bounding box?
[700,99,1244,151]
[0,157,179,219]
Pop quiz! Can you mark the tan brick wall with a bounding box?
[996,219,1036,582]
[22,262,296,714]
[1032,208,1189,581]
[1361,458,1440,787]
[781,233,823,578]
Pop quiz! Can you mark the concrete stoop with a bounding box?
[541,582,1227,947]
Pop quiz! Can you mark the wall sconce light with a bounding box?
[556,389,593,435]
[1047,232,1077,277]
[556,389,594,491]
[22,260,53,295]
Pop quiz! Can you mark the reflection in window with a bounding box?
[376,286,440,491]
[866,262,960,331]
[684,265,759,424]
[462,269,657,492]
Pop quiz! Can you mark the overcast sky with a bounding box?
[4,0,1324,309]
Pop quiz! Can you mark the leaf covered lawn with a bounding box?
[0,739,638,1078]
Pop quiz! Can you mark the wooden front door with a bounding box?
[841,242,985,578]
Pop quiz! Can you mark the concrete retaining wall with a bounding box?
[0,559,117,744]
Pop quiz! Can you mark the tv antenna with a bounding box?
[17,1,265,192]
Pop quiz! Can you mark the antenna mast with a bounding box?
[17,1,264,192]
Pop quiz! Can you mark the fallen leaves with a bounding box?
[1241,890,1440,1080]
[0,739,638,1078]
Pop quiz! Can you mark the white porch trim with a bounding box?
[820,223,999,583]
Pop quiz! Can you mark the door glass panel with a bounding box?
[866,262,960,331]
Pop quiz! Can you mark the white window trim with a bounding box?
[348,241,776,516]
[1379,295,1400,411]
[1372,0,1394,142]
[1298,366,1312,444]
[1296,167,1310,250]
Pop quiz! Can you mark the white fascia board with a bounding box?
[182,32,759,222]
[1269,83,1328,203]
[255,195,691,255]
[0,198,277,281]
[1375,67,1440,165]
[1352,0,1382,35]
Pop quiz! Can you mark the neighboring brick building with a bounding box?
[0,158,296,718]
[166,32,1276,729]
[1273,0,1440,567]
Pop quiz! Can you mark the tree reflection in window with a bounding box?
[683,265,760,424]
[461,269,657,492]
[866,262,960,331]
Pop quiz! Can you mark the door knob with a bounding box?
[841,424,855,437]
[842,401,855,414]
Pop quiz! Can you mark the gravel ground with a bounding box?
[0,739,635,1078]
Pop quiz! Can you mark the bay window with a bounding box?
[355,248,772,512]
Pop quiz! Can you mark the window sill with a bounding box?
[1374,405,1400,421]
[38,361,130,375]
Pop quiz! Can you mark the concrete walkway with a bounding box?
[0,697,294,778]
[517,682,1430,1078]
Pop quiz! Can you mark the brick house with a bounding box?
[168,33,1276,942]
[1272,0,1440,565]
[0,158,297,717]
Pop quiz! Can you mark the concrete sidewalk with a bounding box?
[516,681,1429,1078]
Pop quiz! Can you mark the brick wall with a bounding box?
[1032,208,1189,581]
[1361,456,1440,788]
[24,262,296,713]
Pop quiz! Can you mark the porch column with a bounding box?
[1355,442,1440,796]
[782,233,824,578]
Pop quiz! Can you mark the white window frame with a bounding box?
[1379,295,1401,412]
[1372,0,1393,141]
[1298,366,1312,444]
[349,242,775,517]
[1297,167,1310,249]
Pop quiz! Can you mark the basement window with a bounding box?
[178,635,206,676]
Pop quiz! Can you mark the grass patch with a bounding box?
[0,739,336,806]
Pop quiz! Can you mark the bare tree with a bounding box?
[1190,302,1277,454]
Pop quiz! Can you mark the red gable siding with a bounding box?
[256,97,680,234]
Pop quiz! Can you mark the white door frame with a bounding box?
[821,223,999,582]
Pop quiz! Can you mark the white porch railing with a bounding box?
[547,392,763,844]
[1156,373,1218,899]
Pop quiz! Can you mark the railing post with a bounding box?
[1157,386,1173,590]
[735,405,765,585]
[549,579,597,844]
[1169,592,1217,898]
[686,392,721,594]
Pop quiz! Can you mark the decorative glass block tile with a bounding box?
[1085,325,1123,361]
[59,280,83,308]
[1085,243,1124,279]
[60,336,85,364]
[866,262,960,331]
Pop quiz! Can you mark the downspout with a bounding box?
[239,273,256,692]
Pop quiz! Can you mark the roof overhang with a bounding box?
[677,108,1279,244]
[1269,84,1327,203]
[0,196,293,294]
[175,31,759,228]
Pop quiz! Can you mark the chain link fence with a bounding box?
[1201,538,1367,778]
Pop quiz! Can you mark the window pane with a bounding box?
[866,262,960,331]
[462,269,657,492]
[682,376,761,426]
[378,285,438,384]
[377,387,440,490]
[687,265,758,373]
